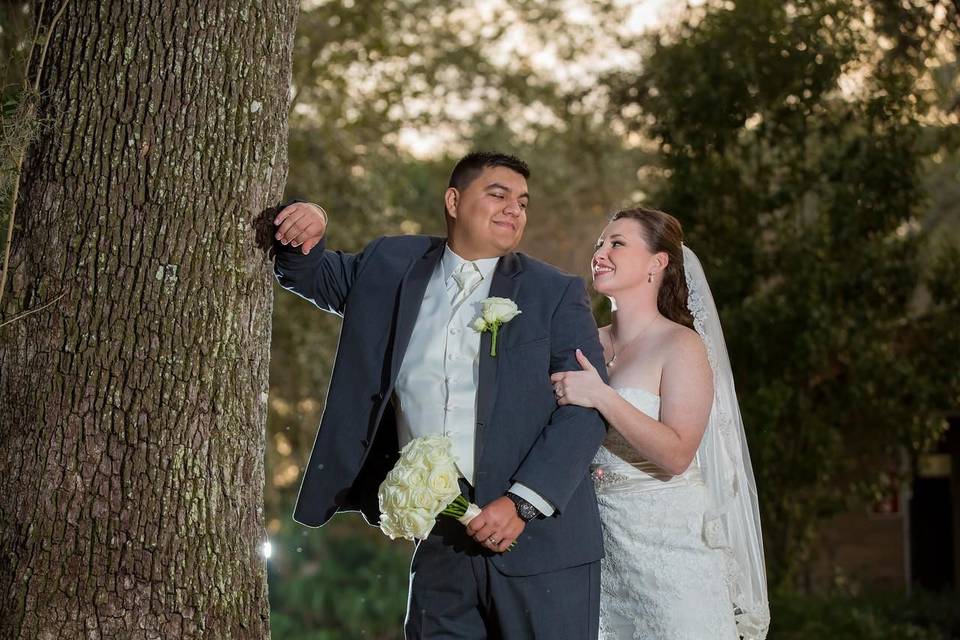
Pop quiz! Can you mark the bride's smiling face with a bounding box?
[591,218,660,295]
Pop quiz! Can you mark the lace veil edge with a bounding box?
[684,245,770,640]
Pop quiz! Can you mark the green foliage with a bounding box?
[0,2,32,263]
[0,2,31,93]
[283,0,647,258]
[607,0,960,586]
[768,588,960,639]
[1,3,52,311]
[268,518,410,640]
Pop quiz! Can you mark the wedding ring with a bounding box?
[487,536,500,545]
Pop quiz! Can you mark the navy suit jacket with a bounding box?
[275,234,608,576]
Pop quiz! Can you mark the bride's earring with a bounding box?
[647,272,654,283]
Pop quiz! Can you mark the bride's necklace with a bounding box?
[605,314,660,368]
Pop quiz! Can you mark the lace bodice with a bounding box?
[593,387,702,491]
[595,385,739,640]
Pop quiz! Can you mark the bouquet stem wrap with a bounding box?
[442,494,482,525]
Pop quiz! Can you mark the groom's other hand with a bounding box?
[274,201,328,255]
[466,496,524,553]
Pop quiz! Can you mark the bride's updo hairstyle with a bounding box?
[610,207,694,330]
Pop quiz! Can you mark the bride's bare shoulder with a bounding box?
[661,320,708,363]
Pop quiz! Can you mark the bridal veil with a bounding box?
[683,245,770,639]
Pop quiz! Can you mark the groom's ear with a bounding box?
[444,187,459,219]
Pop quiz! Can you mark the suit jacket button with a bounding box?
[361,439,369,447]
[371,392,383,402]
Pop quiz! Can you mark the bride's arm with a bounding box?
[553,331,713,475]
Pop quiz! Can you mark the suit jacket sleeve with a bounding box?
[273,234,383,316]
[510,276,608,514]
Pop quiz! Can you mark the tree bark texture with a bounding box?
[0,1,298,637]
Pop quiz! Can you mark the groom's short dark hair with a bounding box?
[448,151,530,192]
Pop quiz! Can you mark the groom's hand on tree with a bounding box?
[274,202,328,255]
[466,496,524,553]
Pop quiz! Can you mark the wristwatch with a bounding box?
[507,493,541,523]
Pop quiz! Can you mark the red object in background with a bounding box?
[871,471,901,516]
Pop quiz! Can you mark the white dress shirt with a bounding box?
[392,245,554,516]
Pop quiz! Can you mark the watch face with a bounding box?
[509,494,538,521]
[518,502,537,521]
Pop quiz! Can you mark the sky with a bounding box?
[395,0,699,158]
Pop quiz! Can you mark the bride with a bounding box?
[550,208,770,639]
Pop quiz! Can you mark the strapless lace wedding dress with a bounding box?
[593,387,739,640]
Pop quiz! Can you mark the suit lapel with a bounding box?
[474,252,522,476]
[388,239,445,383]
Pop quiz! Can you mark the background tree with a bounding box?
[605,0,960,587]
[0,1,298,637]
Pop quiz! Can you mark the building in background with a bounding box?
[813,417,959,593]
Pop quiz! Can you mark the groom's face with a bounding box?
[445,165,528,259]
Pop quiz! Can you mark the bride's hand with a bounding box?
[550,349,608,408]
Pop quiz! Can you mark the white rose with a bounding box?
[427,436,455,457]
[403,445,429,466]
[407,466,428,488]
[392,463,426,490]
[403,484,424,508]
[416,511,437,539]
[410,488,437,510]
[419,444,448,468]
[398,440,416,457]
[426,466,460,502]
[379,484,404,513]
[389,465,411,487]
[403,436,452,466]
[399,509,435,540]
[379,512,401,539]
[481,297,521,324]
[421,435,450,448]
[383,467,401,486]
[471,317,488,332]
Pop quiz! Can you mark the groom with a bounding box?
[272,152,607,638]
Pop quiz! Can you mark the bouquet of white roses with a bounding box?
[377,435,483,541]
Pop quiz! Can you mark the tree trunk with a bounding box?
[0,1,297,637]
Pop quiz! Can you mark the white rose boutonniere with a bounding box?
[471,297,521,357]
